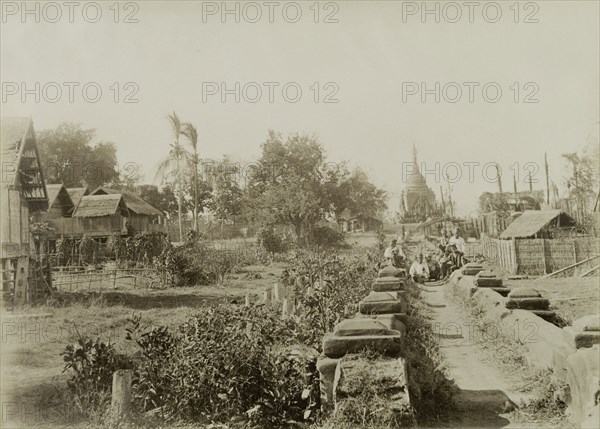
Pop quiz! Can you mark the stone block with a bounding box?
[475,270,497,278]
[573,314,600,332]
[375,314,407,336]
[372,277,405,292]
[336,355,411,421]
[505,297,550,310]
[322,332,403,359]
[356,312,408,324]
[359,291,406,315]
[566,346,600,426]
[317,356,341,409]
[491,287,511,297]
[378,266,405,278]
[508,287,542,298]
[530,309,557,323]
[475,277,503,287]
[333,319,389,337]
[462,263,483,276]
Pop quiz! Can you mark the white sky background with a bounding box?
[2,0,599,216]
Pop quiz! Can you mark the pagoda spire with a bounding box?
[412,143,417,164]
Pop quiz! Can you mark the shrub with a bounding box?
[61,337,132,416]
[127,305,319,426]
[306,224,345,248]
[257,225,287,257]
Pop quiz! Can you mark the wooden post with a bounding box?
[272,282,280,300]
[244,292,250,307]
[540,239,547,275]
[281,299,288,319]
[111,369,132,426]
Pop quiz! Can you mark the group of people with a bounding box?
[383,227,467,284]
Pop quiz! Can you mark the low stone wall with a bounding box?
[316,266,413,421]
[452,263,600,428]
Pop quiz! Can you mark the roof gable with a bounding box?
[1,116,48,210]
[73,194,127,218]
[91,187,161,216]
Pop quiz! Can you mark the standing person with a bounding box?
[384,239,398,267]
[409,254,430,284]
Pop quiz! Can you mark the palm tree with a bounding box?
[182,122,200,232]
[155,112,188,242]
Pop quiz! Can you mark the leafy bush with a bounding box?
[61,337,132,415]
[126,305,319,426]
[256,225,287,257]
[283,248,380,350]
[306,224,345,248]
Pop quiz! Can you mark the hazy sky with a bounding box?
[2,0,599,215]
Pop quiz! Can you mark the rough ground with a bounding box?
[421,281,564,428]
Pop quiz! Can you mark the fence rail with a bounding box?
[481,235,599,275]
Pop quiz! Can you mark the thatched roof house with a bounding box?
[499,210,579,239]
[73,194,128,218]
[91,187,161,216]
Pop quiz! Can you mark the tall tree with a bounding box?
[562,138,599,223]
[37,122,119,189]
[246,131,344,243]
[208,156,244,226]
[155,112,189,241]
[182,122,200,231]
[333,168,387,219]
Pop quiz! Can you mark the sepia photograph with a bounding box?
[1,1,599,428]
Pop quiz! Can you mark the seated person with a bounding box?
[425,252,440,280]
[409,254,430,284]
[384,239,405,268]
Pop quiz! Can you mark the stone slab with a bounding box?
[475,270,497,278]
[372,278,405,292]
[337,355,410,400]
[359,300,406,315]
[573,314,600,332]
[491,287,511,297]
[475,278,504,287]
[505,297,550,310]
[363,291,398,302]
[322,332,403,359]
[530,310,557,323]
[378,266,405,278]
[565,330,600,349]
[375,314,406,335]
[356,312,408,324]
[508,287,542,298]
[333,318,390,337]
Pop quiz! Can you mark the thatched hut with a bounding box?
[499,210,580,239]
[90,187,163,233]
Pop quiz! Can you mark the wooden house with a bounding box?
[337,210,383,233]
[55,194,129,237]
[1,117,49,303]
[90,187,163,233]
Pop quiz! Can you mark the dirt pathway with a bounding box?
[420,282,554,428]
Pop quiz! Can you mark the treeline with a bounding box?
[37,114,388,245]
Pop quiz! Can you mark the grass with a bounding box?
[445,282,572,426]
[1,262,286,428]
